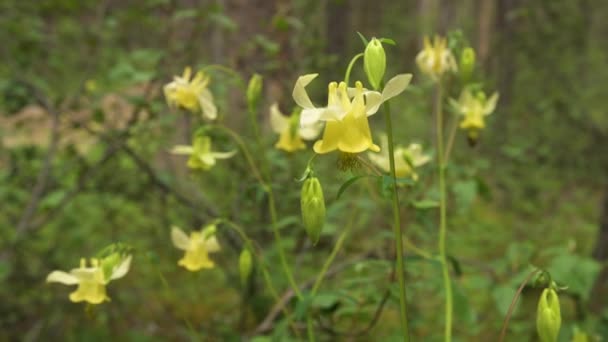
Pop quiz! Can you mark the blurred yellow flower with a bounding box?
[450,88,499,139]
[292,73,411,154]
[368,135,430,180]
[269,103,322,152]
[171,135,236,171]
[416,35,457,80]
[171,225,221,271]
[46,255,132,304]
[164,67,217,120]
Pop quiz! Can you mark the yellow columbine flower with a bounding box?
[292,73,411,154]
[451,88,499,139]
[368,135,431,180]
[416,35,457,80]
[46,255,132,304]
[171,225,221,271]
[164,67,217,120]
[269,103,322,152]
[171,135,236,171]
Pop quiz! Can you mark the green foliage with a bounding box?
[1,0,607,341]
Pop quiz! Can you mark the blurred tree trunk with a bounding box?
[493,0,518,146]
[590,185,608,313]
[476,0,495,68]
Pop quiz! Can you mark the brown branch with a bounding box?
[498,269,541,342]
[252,255,371,335]
[14,83,62,239]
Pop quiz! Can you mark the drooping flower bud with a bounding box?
[239,248,253,286]
[301,176,326,245]
[459,47,476,81]
[247,73,263,112]
[537,287,561,342]
[363,38,386,90]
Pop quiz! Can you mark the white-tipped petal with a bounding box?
[170,145,194,155]
[299,122,323,140]
[204,236,221,253]
[381,74,412,102]
[199,89,217,120]
[293,74,318,109]
[171,226,191,250]
[484,93,499,116]
[300,108,325,126]
[363,91,383,115]
[110,255,132,281]
[46,271,79,285]
[211,150,237,160]
[269,103,288,134]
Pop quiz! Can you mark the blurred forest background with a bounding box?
[1,0,608,341]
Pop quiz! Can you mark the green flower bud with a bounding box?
[459,47,476,81]
[537,288,561,342]
[301,176,326,245]
[239,248,253,286]
[363,38,386,90]
[246,73,263,112]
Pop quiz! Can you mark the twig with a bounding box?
[498,269,541,342]
[14,83,62,239]
[252,255,370,335]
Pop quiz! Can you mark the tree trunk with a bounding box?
[590,184,608,313]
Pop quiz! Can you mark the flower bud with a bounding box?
[459,47,476,81]
[363,38,386,90]
[239,248,253,286]
[247,73,263,112]
[301,176,326,245]
[537,288,561,342]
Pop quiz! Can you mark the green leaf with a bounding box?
[294,294,313,320]
[312,293,341,311]
[548,253,600,301]
[336,175,375,200]
[356,31,369,46]
[379,38,396,45]
[492,285,517,316]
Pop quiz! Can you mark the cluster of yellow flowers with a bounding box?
[45,33,499,308]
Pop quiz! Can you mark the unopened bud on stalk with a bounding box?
[247,73,263,112]
[459,47,476,81]
[537,287,561,342]
[239,248,253,286]
[301,176,326,245]
[364,38,386,90]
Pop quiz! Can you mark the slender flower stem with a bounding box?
[216,125,303,333]
[383,100,410,341]
[498,269,541,342]
[444,116,459,163]
[344,53,364,86]
[155,268,199,338]
[306,198,356,341]
[219,219,301,337]
[436,83,453,342]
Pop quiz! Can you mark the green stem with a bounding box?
[216,125,304,336]
[219,219,301,337]
[344,53,364,87]
[155,268,199,338]
[436,83,453,342]
[384,100,410,341]
[312,227,350,294]
[305,201,354,341]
